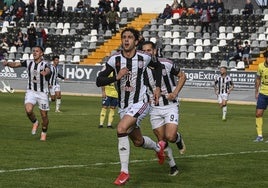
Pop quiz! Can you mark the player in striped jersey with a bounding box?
[96,27,165,186]
[214,66,234,121]
[142,41,186,176]
[49,55,66,113]
[3,46,51,141]
[254,51,268,142]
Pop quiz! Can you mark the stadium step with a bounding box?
[80,13,158,65]
[246,53,265,72]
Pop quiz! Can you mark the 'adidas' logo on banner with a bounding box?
[0,66,17,78]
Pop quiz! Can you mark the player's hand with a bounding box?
[116,67,128,80]
[166,92,176,101]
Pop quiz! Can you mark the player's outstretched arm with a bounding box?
[3,60,22,68]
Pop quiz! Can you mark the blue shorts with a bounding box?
[102,96,118,107]
[256,93,268,110]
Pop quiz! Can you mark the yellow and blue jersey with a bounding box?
[257,62,268,95]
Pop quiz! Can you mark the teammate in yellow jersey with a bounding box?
[99,72,118,128]
[254,50,268,142]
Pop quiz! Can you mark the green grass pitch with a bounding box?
[0,92,268,188]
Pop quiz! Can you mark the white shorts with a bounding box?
[149,103,179,130]
[49,84,61,96]
[118,102,149,126]
[218,93,229,104]
[25,90,50,111]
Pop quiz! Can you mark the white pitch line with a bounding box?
[0,150,268,174]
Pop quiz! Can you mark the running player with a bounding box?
[96,27,165,186]
[214,66,234,121]
[142,41,186,176]
[2,46,51,141]
[49,55,66,112]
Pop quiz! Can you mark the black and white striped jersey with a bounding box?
[49,65,64,86]
[144,58,179,106]
[21,59,50,93]
[215,75,233,94]
[106,51,152,109]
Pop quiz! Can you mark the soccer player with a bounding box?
[254,51,268,142]
[2,46,51,141]
[96,27,165,186]
[214,66,234,121]
[142,41,186,176]
[99,72,118,128]
[49,55,66,112]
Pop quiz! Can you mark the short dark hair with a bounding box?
[142,41,156,49]
[34,46,44,52]
[52,55,59,60]
[121,27,140,41]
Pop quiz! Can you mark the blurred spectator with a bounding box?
[1,5,11,21]
[100,10,108,32]
[75,0,85,12]
[47,0,56,17]
[0,37,10,53]
[107,6,118,34]
[111,0,121,12]
[22,32,29,49]
[159,4,172,19]
[13,32,23,48]
[171,0,180,10]
[13,6,24,22]
[229,42,243,62]
[210,7,219,33]
[190,0,201,14]
[242,40,251,66]
[36,26,47,48]
[84,0,91,11]
[56,0,64,17]
[92,8,101,31]
[200,9,210,33]
[98,0,106,12]
[216,0,224,13]
[27,23,36,48]
[242,0,254,16]
[200,0,209,10]
[208,0,217,10]
[26,0,35,21]
[104,0,111,12]
[37,0,45,16]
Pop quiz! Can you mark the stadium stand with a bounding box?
[0,0,267,70]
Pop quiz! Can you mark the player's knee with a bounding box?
[256,113,262,118]
[166,134,177,143]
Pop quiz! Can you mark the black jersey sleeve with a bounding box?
[96,64,116,87]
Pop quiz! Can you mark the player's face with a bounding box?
[53,58,59,66]
[142,44,156,56]
[32,47,43,61]
[121,31,138,53]
[220,67,227,75]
